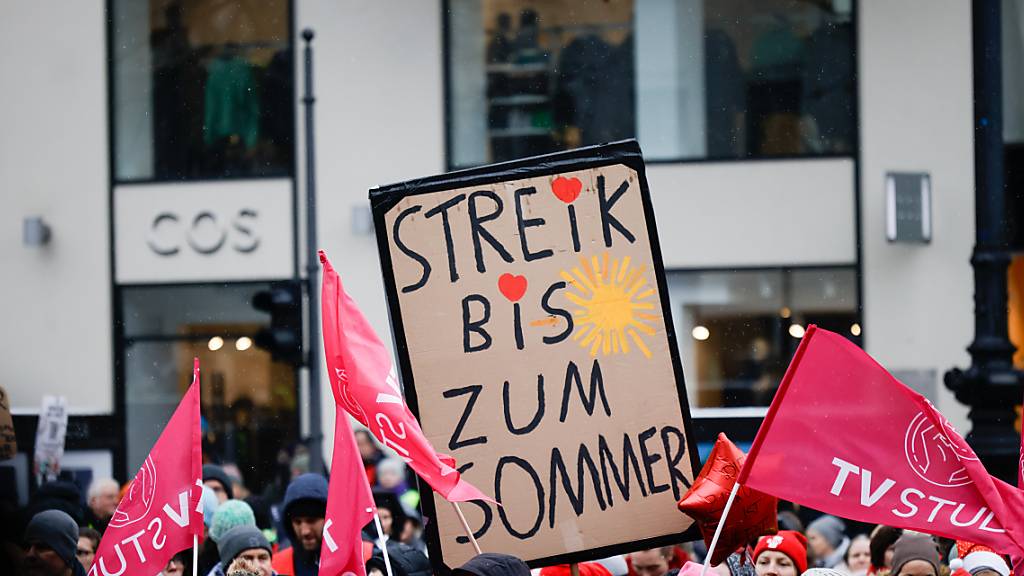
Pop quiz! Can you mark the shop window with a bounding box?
[666,267,859,410]
[112,0,293,181]
[446,0,855,168]
[121,284,298,493]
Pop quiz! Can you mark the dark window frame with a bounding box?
[114,280,304,486]
[666,262,863,448]
[108,0,298,186]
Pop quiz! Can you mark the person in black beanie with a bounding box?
[204,464,235,503]
[453,553,532,576]
[365,541,431,576]
[21,509,87,576]
[26,481,84,526]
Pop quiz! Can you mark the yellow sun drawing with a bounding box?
[561,252,661,359]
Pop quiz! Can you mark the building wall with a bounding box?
[647,158,856,269]
[296,0,448,457]
[0,0,983,460]
[298,0,970,464]
[0,1,112,414]
[858,0,976,430]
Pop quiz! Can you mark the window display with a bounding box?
[112,0,293,181]
[666,267,859,410]
[120,284,299,493]
[447,0,856,167]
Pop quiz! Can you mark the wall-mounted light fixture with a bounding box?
[352,205,374,236]
[886,172,932,243]
[23,216,52,247]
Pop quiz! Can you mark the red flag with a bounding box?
[677,433,777,565]
[89,358,202,576]
[319,250,493,503]
[737,326,1024,555]
[320,404,376,576]
[1012,394,1024,576]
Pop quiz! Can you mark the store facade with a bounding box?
[2,0,997,498]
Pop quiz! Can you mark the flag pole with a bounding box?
[700,482,741,576]
[193,358,201,576]
[452,501,483,555]
[373,510,395,576]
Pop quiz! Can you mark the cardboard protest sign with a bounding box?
[370,141,700,567]
[34,395,68,483]
[0,386,15,461]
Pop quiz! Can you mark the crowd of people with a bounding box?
[5,432,1017,576]
[618,514,1012,576]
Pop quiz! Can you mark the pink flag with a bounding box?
[737,326,1024,555]
[320,404,376,576]
[319,250,493,503]
[1012,397,1024,576]
[89,358,203,576]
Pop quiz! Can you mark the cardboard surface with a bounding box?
[0,386,15,461]
[372,141,698,567]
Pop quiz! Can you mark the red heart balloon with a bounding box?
[551,176,582,204]
[498,273,528,302]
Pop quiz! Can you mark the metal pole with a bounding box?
[945,0,1023,483]
[302,28,324,474]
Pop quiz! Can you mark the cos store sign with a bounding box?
[115,180,294,284]
[147,209,260,256]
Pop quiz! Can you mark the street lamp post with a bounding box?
[944,0,1023,483]
[302,28,324,474]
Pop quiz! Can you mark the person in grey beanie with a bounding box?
[218,525,276,576]
[807,515,850,569]
[21,509,87,576]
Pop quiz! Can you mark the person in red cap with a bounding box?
[952,540,1010,576]
[753,531,808,576]
[539,563,613,576]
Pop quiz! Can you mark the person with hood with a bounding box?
[205,463,235,504]
[453,553,532,576]
[807,516,850,569]
[20,509,87,576]
[271,473,328,576]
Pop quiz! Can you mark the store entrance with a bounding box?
[118,283,299,496]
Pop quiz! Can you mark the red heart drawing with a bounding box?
[551,176,582,204]
[498,273,528,302]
